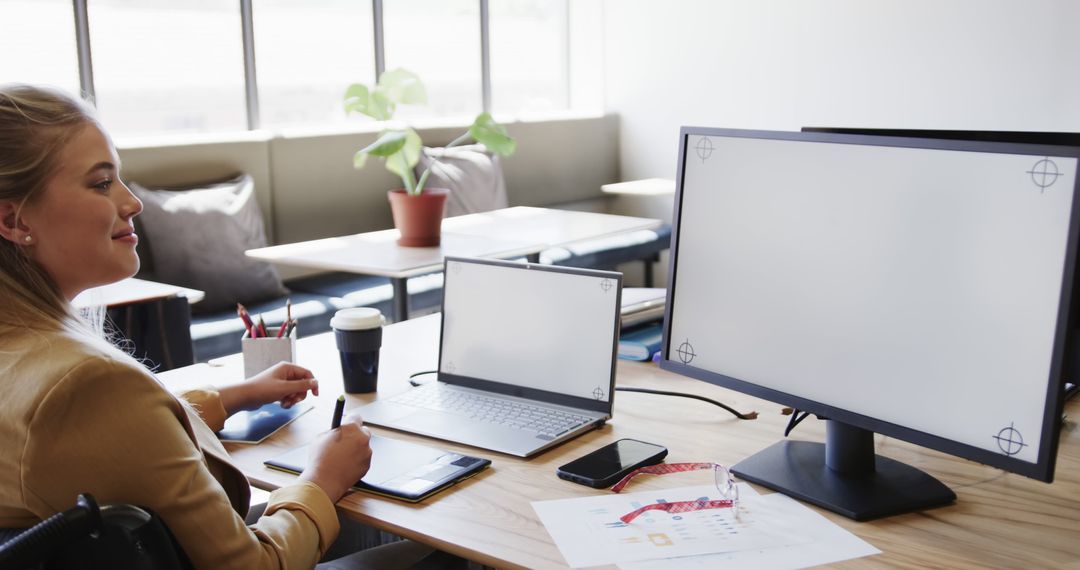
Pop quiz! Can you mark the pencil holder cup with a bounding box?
[242,328,297,378]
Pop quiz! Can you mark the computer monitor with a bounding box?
[802,128,1080,399]
[662,127,1080,520]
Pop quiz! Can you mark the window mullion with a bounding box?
[72,0,95,101]
[240,0,260,130]
[479,0,491,114]
[372,0,385,79]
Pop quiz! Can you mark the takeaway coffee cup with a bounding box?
[331,307,385,393]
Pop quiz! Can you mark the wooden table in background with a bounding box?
[74,278,205,370]
[246,229,541,322]
[440,206,662,246]
[159,315,1080,569]
[245,207,663,322]
[72,277,205,309]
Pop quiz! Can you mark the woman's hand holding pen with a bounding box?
[301,408,373,502]
[218,362,319,416]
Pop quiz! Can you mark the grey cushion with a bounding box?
[415,144,508,217]
[129,174,287,314]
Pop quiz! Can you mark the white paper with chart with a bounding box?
[618,491,880,569]
[533,484,820,567]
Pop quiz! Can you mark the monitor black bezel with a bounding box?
[660,126,1080,482]
[438,256,622,414]
[802,128,1080,148]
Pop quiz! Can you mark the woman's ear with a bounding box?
[0,199,31,245]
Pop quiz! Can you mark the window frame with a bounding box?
[66,0,581,133]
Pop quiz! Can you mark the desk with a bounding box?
[246,229,541,322]
[246,207,663,322]
[72,277,205,309]
[74,278,204,370]
[159,315,1080,569]
[441,206,662,246]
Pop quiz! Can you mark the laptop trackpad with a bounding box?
[399,409,476,434]
[397,410,540,454]
[359,401,473,436]
[356,400,422,426]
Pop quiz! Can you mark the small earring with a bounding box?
[23,235,32,243]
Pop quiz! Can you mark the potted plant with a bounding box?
[344,69,516,246]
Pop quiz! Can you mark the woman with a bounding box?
[0,84,415,569]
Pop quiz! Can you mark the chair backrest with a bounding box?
[0,494,190,570]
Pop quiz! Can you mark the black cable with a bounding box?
[406,371,758,420]
[408,370,438,386]
[783,408,811,437]
[615,386,757,420]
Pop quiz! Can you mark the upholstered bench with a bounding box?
[539,225,671,287]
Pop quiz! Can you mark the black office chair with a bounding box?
[0,494,190,570]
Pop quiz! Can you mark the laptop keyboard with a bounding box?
[389,385,594,438]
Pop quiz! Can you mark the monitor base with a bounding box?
[732,439,956,521]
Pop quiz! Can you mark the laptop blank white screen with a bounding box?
[440,259,619,402]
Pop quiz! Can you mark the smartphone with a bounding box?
[556,439,668,488]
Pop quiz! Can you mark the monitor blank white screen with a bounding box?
[670,135,1078,464]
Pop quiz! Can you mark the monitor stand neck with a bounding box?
[732,420,957,521]
[826,420,875,474]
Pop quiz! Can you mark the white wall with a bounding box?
[603,0,1080,181]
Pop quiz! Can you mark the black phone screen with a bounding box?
[557,439,667,487]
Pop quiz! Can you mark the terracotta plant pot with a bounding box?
[387,187,449,247]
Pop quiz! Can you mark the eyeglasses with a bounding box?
[612,462,739,524]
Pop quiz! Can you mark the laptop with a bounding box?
[356,256,622,457]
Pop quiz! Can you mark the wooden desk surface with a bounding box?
[159,314,1080,569]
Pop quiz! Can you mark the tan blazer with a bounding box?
[0,328,339,569]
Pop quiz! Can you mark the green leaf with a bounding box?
[384,129,423,181]
[352,150,368,169]
[470,112,516,155]
[343,83,372,116]
[402,128,423,165]
[359,130,409,157]
[377,68,427,105]
[344,82,395,120]
[369,90,395,121]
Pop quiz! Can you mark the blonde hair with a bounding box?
[0,84,101,333]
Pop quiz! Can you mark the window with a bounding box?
[567,0,604,113]
[88,0,246,136]
[383,0,482,119]
[490,0,569,116]
[0,0,80,93]
[3,0,595,135]
[254,0,375,129]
